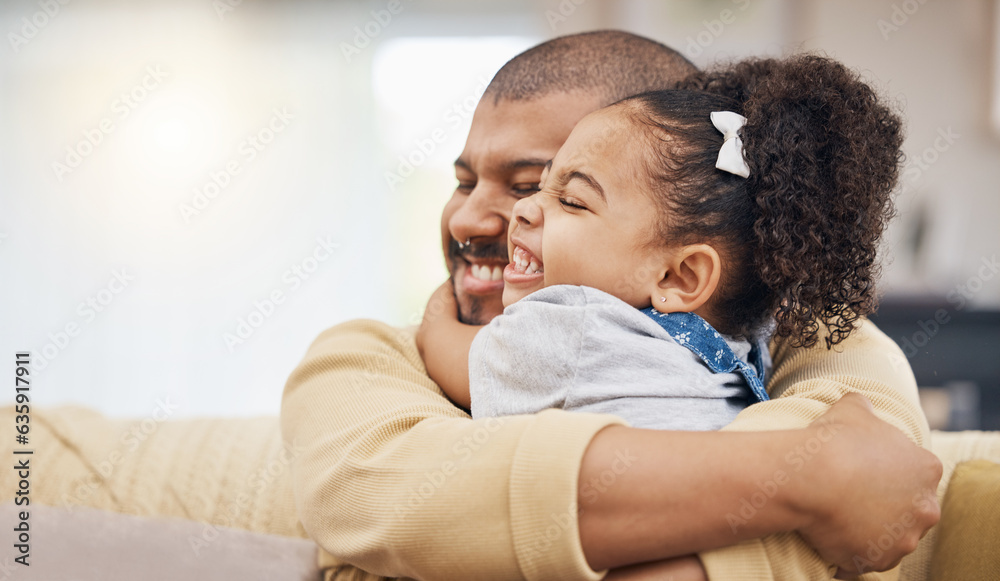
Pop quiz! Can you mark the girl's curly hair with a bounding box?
[621,55,903,348]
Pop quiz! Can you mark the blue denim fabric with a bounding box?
[639,308,769,404]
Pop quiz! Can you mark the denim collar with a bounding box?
[639,308,769,404]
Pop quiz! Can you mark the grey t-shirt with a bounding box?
[469,285,755,431]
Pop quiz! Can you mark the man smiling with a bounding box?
[282,31,941,580]
[446,89,605,324]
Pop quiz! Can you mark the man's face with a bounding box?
[443,91,604,324]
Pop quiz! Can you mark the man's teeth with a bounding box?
[470,264,504,281]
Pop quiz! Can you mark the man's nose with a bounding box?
[449,183,511,244]
[512,195,542,228]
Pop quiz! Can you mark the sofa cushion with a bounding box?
[0,405,305,538]
[929,460,1000,581]
[0,503,319,580]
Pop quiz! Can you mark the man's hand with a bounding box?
[794,394,942,576]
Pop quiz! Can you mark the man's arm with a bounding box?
[282,319,621,581]
[694,319,941,580]
[576,393,939,575]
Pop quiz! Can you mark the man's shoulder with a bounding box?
[307,318,418,358]
[767,317,899,363]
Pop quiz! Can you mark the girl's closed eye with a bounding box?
[558,196,588,210]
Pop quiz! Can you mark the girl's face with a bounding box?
[503,106,675,308]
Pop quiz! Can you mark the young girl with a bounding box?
[420,55,902,431]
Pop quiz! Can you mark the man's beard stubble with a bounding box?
[446,237,507,325]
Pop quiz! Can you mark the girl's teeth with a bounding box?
[513,246,541,275]
[491,266,503,281]
[512,246,542,274]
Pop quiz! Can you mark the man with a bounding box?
[281,31,941,580]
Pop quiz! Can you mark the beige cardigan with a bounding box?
[280,317,922,580]
[5,318,999,580]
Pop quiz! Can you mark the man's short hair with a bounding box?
[485,30,698,106]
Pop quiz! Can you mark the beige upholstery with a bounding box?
[900,430,1000,581]
[0,503,318,580]
[0,406,305,539]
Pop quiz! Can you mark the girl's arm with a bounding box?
[416,280,481,409]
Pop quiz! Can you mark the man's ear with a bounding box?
[651,244,722,314]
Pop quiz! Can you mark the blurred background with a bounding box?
[1,0,998,427]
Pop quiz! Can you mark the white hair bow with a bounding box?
[710,111,750,178]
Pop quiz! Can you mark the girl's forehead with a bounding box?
[549,109,657,209]
[560,108,648,175]
[579,104,631,136]
[559,106,633,162]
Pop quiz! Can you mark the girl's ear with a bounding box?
[651,244,722,315]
